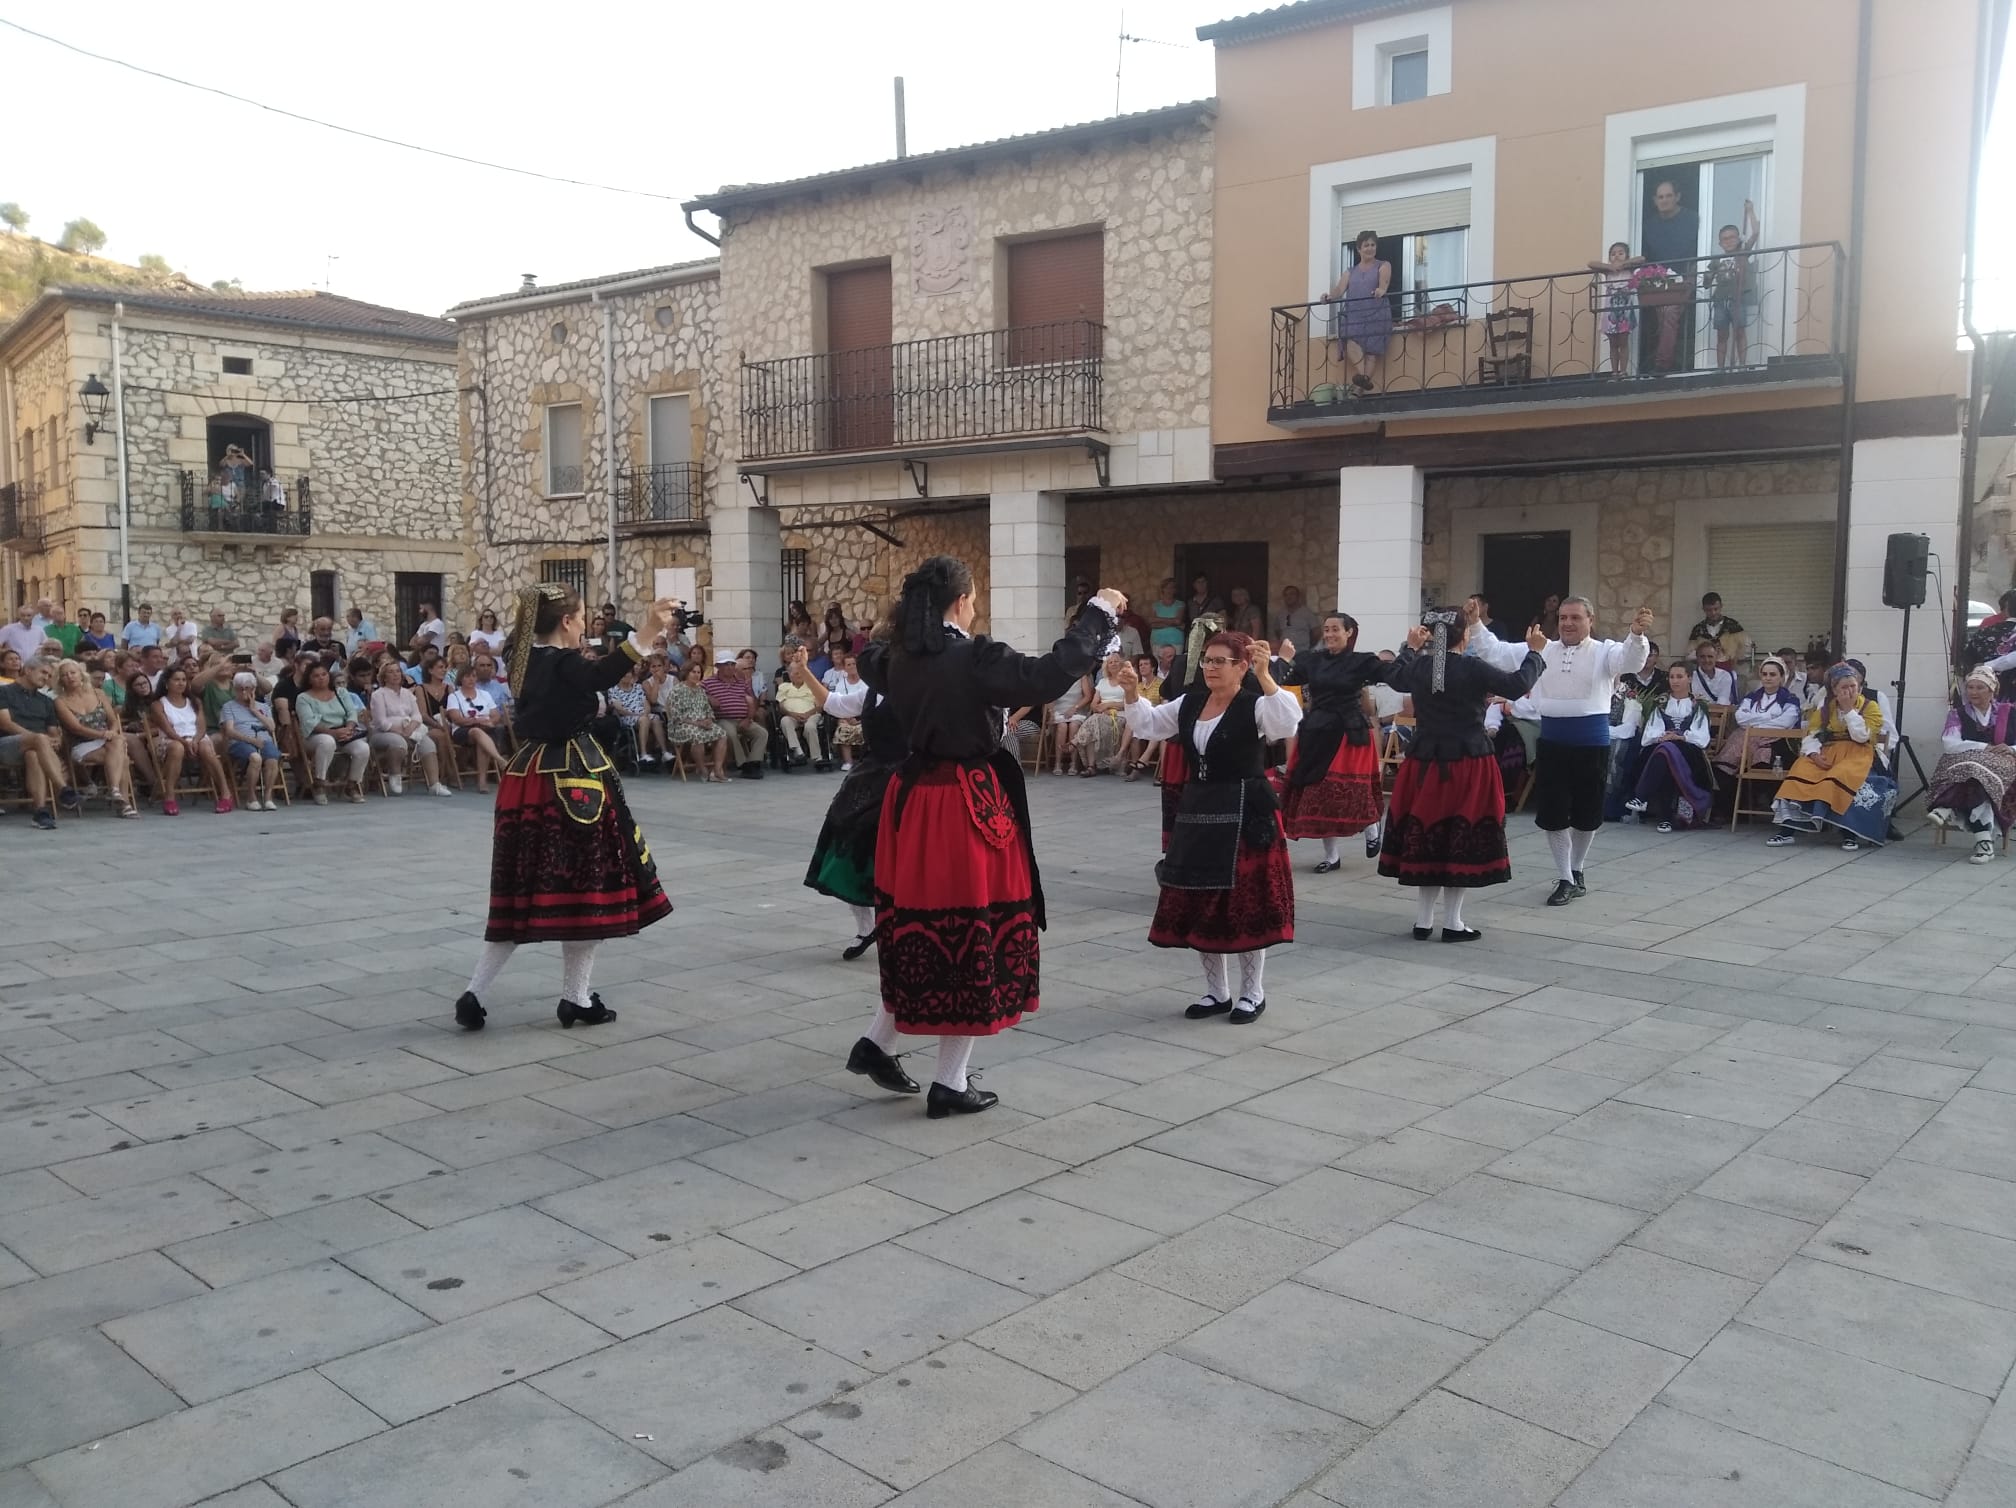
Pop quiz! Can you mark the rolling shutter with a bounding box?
[825,264,891,354]
[1008,232,1104,362]
[1338,186,1471,240]
[1704,523,1835,658]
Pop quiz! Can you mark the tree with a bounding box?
[0,203,25,236]
[57,218,106,254]
[138,253,172,274]
[210,277,243,294]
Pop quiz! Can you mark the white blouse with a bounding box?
[822,680,871,718]
[468,628,507,653]
[1735,691,1803,729]
[1122,688,1303,752]
[1640,696,1711,749]
[158,698,198,738]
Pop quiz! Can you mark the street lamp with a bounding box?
[81,374,112,445]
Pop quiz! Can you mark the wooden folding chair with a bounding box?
[1377,715,1414,792]
[1727,727,1800,830]
[1932,820,2010,853]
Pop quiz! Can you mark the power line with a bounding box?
[0,16,682,203]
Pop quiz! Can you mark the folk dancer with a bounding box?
[1119,633,1301,1023]
[1926,666,2015,864]
[793,643,906,956]
[1623,662,1716,832]
[1766,662,1896,850]
[452,586,681,1031]
[847,557,1121,1117]
[1271,612,1396,873]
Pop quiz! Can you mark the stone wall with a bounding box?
[778,503,993,644]
[456,272,721,625]
[1065,487,1342,618]
[4,321,81,610]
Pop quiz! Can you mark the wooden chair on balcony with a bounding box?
[1477,308,1535,384]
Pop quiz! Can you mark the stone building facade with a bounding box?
[2,288,460,638]
[447,262,721,629]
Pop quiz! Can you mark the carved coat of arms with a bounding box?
[910,208,974,296]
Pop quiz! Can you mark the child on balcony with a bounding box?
[1706,200,1762,368]
[1586,241,1645,379]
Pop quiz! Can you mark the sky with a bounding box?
[1,0,2011,324]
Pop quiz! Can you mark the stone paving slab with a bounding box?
[2,775,2012,1505]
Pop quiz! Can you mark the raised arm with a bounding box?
[969,596,1120,710]
[1468,622,1531,673]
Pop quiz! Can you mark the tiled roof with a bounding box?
[1197,0,1432,43]
[35,286,458,346]
[445,258,720,318]
[684,99,1216,215]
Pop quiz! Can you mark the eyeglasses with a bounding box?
[1199,656,1238,668]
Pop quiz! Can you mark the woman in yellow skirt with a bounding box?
[1765,662,1896,851]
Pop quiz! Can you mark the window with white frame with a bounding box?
[1352,5,1451,110]
[1336,171,1473,319]
[544,402,584,496]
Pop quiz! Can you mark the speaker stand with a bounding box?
[1887,603,1931,816]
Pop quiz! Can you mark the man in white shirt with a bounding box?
[1485,596,1653,905]
[1689,640,1736,706]
[410,603,447,654]
[163,609,199,658]
[0,604,45,662]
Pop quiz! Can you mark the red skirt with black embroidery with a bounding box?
[874,763,1038,1037]
[1277,737,1383,838]
[1147,821,1296,953]
[485,758,672,942]
[1377,753,1510,888]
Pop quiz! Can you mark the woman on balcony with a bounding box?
[1326,230,1392,395]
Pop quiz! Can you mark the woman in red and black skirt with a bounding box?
[451,583,680,1032]
[1379,610,1546,940]
[851,556,1120,1118]
[1272,611,1398,873]
[1119,632,1302,1023]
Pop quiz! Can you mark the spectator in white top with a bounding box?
[410,603,448,654]
[368,659,451,796]
[0,603,44,661]
[163,608,199,658]
[445,665,508,792]
[1689,640,1736,706]
[247,642,283,692]
[468,609,507,654]
[28,597,55,637]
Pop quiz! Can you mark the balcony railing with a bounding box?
[616,462,703,527]
[178,471,313,535]
[0,482,43,549]
[1268,242,1844,423]
[741,319,1105,462]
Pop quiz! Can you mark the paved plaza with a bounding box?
[2,770,2014,1507]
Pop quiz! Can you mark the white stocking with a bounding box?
[1547,829,1576,882]
[466,940,514,998]
[1443,889,1467,931]
[1198,952,1231,1003]
[863,1005,900,1051]
[934,1035,975,1091]
[1569,827,1596,874]
[1414,886,1442,928]
[1237,949,1266,1003]
[560,940,599,1006]
[849,903,877,937]
[1321,838,1341,863]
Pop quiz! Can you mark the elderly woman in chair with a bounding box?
[1765,662,1896,851]
[1927,666,2015,864]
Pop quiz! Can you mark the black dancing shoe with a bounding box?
[1365,829,1382,859]
[1546,880,1577,907]
[1313,859,1340,874]
[926,1081,998,1118]
[453,991,486,1031]
[1229,997,1266,1024]
[1441,927,1483,943]
[1411,925,1434,942]
[556,995,618,1028]
[846,1037,920,1094]
[1570,870,1588,898]
[842,933,876,961]
[1184,995,1234,1019]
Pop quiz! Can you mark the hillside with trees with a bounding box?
[0,203,215,322]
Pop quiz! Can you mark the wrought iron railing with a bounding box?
[0,482,42,548]
[177,471,313,535]
[616,462,703,526]
[741,319,1105,461]
[1268,242,1845,420]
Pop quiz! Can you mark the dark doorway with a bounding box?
[1174,542,1269,634]
[824,263,893,452]
[1064,546,1101,613]
[310,570,338,623]
[394,570,446,649]
[206,414,272,475]
[1479,531,1570,637]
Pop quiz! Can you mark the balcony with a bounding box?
[741,320,1105,465]
[177,471,313,536]
[1268,242,1844,427]
[616,462,704,531]
[0,482,42,549]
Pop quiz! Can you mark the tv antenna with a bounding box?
[1115,9,1188,114]
[323,254,340,291]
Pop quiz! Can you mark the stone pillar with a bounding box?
[708,498,781,659]
[990,490,1066,651]
[1843,434,1962,749]
[1337,465,1424,654]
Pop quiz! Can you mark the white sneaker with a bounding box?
[430,783,453,797]
[262,799,280,812]
[1927,807,1954,830]
[388,773,404,796]
[1972,838,1996,864]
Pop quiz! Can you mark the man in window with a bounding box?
[704,650,768,778]
[1640,179,1702,372]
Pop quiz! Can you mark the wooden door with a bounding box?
[1174,542,1270,634]
[825,264,893,451]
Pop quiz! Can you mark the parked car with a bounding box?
[1967,599,1995,629]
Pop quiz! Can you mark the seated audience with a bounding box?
[1121,652,1166,781]
[773,659,829,770]
[468,609,507,654]
[415,655,453,726]
[1767,662,1895,850]
[119,672,159,799]
[1070,662,1128,777]
[1927,666,2014,864]
[218,672,284,811]
[608,667,658,765]
[703,652,768,777]
[1714,654,1804,781]
[1049,672,1094,775]
[369,660,451,797]
[445,665,509,792]
[295,662,371,803]
[669,658,733,781]
[473,654,513,712]
[1689,640,1736,706]
[0,660,77,828]
[81,613,116,653]
[52,658,139,817]
[150,663,233,814]
[828,653,867,770]
[1624,662,1716,832]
